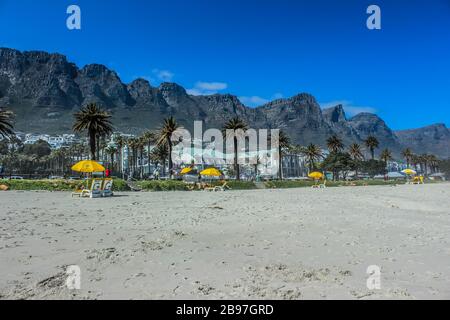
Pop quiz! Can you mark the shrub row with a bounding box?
[0,178,435,192]
[137,180,189,191]
[0,179,130,191]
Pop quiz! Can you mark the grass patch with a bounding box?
[0,179,130,191]
[218,181,256,190]
[265,180,315,189]
[137,180,189,191]
[264,179,430,189]
[0,178,438,192]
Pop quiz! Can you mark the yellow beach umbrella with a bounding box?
[71,160,106,173]
[180,167,193,175]
[402,169,417,175]
[200,167,222,177]
[308,171,324,180]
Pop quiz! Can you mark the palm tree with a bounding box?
[0,108,14,139]
[137,136,146,179]
[157,117,180,178]
[348,143,364,179]
[380,148,393,179]
[364,136,379,160]
[253,155,261,178]
[326,135,344,154]
[142,131,156,178]
[115,135,126,177]
[401,148,413,168]
[411,154,420,171]
[427,154,439,174]
[348,143,364,161]
[150,143,169,177]
[105,145,118,173]
[127,137,139,177]
[98,136,108,163]
[222,117,248,181]
[73,103,113,160]
[419,154,430,175]
[301,143,323,173]
[277,130,291,180]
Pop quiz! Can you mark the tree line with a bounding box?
[0,105,445,180]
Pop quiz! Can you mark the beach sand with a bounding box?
[0,183,449,300]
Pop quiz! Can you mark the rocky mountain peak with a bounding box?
[79,64,119,80]
[349,113,391,136]
[1,47,448,158]
[395,123,450,158]
[158,82,190,107]
[323,104,347,123]
[127,78,153,95]
[426,123,448,130]
[159,82,187,95]
[129,78,152,87]
[349,112,380,121]
[289,92,317,104]
[127,78,167,108]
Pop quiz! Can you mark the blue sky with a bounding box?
[0,0,449,129]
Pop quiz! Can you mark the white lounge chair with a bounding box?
[102,178,114,197]
[80,179,103,198]
[214,182,231,192]
[313,180,327,189]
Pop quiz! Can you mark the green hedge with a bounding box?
[137,180,189,191]
[264,179,405,189]
[265,180,315,189]
[0,179,130,191]
[0,178,437,192]
[136,180,256,191]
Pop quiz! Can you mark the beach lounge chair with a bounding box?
[318,180,327,189]
[214,182,231,192]
[79,179,103,198]
[71,187,84,197]
[71,182,87,197]
[186,183,196,191]
[102,178,114,197]
[204,184,216,192]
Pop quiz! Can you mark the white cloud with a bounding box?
[186,81,228,96]
[137,69,175,85]
[239,93,284,107]
[152,69,174,82]
[195,81,228,91]
[239,96,270,107]
[320,100,377,117]
[344,106,377,116]
[185,88,205,96]
[272,93,284,100]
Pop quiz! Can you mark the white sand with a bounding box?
[0,183,449,300]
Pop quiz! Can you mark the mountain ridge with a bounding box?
[1,47,449,158]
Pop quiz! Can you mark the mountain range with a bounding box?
[1,47,449,159]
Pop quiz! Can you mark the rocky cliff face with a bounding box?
[255,94,334,146]
[1,47,449,158]
[395,124,450,159]
[348,112,403,155]
[322,105,362,147]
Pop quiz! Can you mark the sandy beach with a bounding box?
[0,183,449,300]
